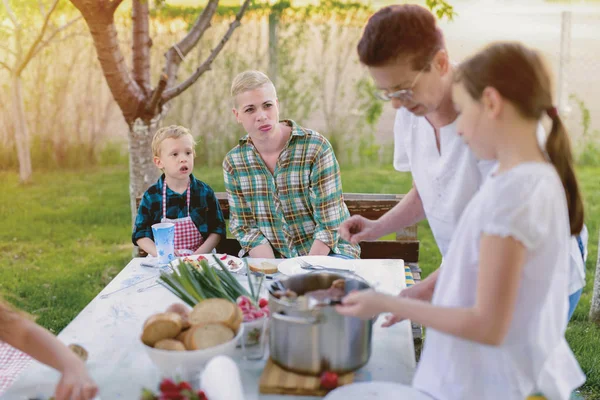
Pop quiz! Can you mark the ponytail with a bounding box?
[455,42,585,235]
[545,111,584,235]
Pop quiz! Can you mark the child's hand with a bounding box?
[54,366,98,400]
[335,289,385,320]
[381,285,427,327]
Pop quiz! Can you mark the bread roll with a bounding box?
[186,323,234,350]
[249,261,278,275]
[189,299,238,328]
[141,312,183,346]
[154,339,186,351]
[176,328,190,343]
[166,303,191,329]
[223,305,243,334]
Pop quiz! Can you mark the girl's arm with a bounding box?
[338,234,526,346]
[0,305,98,399]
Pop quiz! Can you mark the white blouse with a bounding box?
[395,109,586,293]
[412,162,585,400]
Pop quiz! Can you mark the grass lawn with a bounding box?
[1,164,599,398]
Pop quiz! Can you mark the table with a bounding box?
[3,258,415,399]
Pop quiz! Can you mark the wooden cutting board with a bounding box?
[259,358,355,396]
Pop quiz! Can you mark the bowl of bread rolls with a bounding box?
[141,299,243,380]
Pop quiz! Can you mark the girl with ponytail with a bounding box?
[337,42,585,399]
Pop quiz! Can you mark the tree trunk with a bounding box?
[11,74,32,184]
[268,11,279,86]
[590,230,600,324]
[69,0,251,227]
[128,117,162,224]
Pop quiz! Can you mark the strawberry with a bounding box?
[177,381,193,391]
[197,390,208,400]
[258,298,268,308]
[159,378,179,393]
[320,371,339,390]
[159,391,183,400]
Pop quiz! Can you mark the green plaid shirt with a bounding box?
[223,120,360,259]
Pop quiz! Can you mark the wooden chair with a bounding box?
[134,192,423,357]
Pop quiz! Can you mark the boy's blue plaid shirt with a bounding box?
[223,120,360,259]
[132,174,226,244]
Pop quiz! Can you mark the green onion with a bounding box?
[158,257,263,307]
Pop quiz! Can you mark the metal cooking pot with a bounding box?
[268,271,373,375]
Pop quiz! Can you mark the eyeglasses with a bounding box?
[375,67,427,102]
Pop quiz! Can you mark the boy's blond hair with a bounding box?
[152,125,196,157]
[231,70,276,105]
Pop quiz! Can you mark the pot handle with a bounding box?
[272,312,321,325]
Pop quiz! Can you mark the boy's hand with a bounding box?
[54,365,98,400]
[137,237,157,257]
[335,290,385,320]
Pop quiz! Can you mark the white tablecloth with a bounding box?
[3,258,415,399]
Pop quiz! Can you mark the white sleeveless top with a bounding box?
[412,162,585,400]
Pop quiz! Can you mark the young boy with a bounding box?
[133,125,226,256]
[223,70,359,259]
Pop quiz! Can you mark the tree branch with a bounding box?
[0,60,12,72]
[38,0,46,15]
[110,0,125,13]
[15,0,60,75]
[28,16,83,60]
[163,0,219,89]
[0,43,17,57]
[132,0,151,94]
[30,30,84,60]
[0,24,14,35]
[162,0,251,102]
[2,0,19,27]
[145,73,168,115]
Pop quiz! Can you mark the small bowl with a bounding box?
[241,316,269,347]
[143,326,243,381]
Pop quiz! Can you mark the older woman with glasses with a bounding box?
[339,4,587,323]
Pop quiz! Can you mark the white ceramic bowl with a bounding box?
[143,325,243,381]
